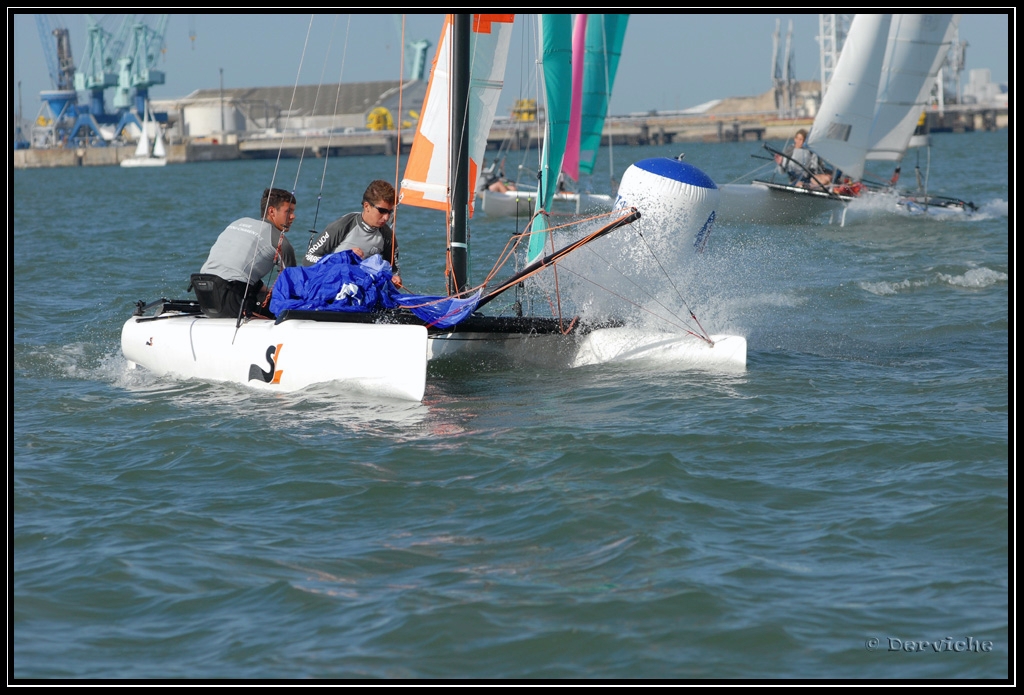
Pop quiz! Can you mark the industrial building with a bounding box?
[151,81,428,145]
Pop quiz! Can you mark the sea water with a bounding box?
[13,130,1009,679]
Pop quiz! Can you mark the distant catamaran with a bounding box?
[475,14,627,220]
[716,13,975,225]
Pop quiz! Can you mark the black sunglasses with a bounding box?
[367,204,394,216]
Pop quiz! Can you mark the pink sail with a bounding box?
[561,14,588,183]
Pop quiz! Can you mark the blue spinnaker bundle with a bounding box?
[270,251,480,329]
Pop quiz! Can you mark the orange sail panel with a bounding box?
[400,14,514,217]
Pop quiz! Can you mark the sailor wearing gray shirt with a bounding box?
[201,216,296,284]
[191,187,297,319]
[304,179,401,288]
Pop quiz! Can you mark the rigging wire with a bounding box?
[389,14,405,274]
[573,232,713,344]
[504,207,713,344]
[292,14,341,209]
[235,14,316,336]
[725,159,776,185]
[597,16,617,194]
[306,14,351,254]
[548,263,713,343]
[631,226,713,342]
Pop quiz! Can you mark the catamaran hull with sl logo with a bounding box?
[121,312,428,401]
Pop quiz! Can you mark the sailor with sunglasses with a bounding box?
[303,179,402,288]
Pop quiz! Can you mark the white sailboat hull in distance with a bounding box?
[120,156,167,168]
[572,329,747,371]
[717,181,851,225]
[476,189,614,218]
[122,312,428,401]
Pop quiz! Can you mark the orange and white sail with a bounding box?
[400,14,514,216]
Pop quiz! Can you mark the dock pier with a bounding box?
[13,105,1008,170]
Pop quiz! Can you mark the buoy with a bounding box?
[614,156,719,253]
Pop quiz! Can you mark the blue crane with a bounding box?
[73,15,132,118]
[114,14,169,115]
[33,14,106,147]
[33,14,171,147]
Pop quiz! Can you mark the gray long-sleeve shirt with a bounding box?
[303,212,398,273]
[200,217,296,284]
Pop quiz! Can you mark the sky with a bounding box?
[10,13,1011,122]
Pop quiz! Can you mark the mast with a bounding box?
[448,14,471,296]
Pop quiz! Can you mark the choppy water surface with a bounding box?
[13,130,1008,679]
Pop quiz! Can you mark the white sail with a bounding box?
[808,14,892,181]
[866,14,959,162]
[134,103,152,158]
[122,100,168,167]
[152,123,167,158]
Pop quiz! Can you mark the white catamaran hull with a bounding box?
[477,189,614,218]
[430,328,747,373]
[572,329,747,371]
[427,330,579,368]
[717,181,851,225]
[122,313,428,401]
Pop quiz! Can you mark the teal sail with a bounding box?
[527,14,573,264]
[578,14,628,177]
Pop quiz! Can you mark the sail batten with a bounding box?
[866,14,959,162]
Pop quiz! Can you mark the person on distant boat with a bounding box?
[775,128,833,190]
[479,158,516,194]
[303,179,402,288]
[190,187,297,320]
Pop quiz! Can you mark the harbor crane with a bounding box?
[73,15,121,117]
[32,14,170,148]
[33,14,107,147]
[114,15,169,115]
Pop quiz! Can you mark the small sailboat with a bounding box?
[121,101,167,168]
[718,13,892,225]
[717,14,973,225]
[121,14,743,401]
[476,14,626,219]
[865,13,976,214]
